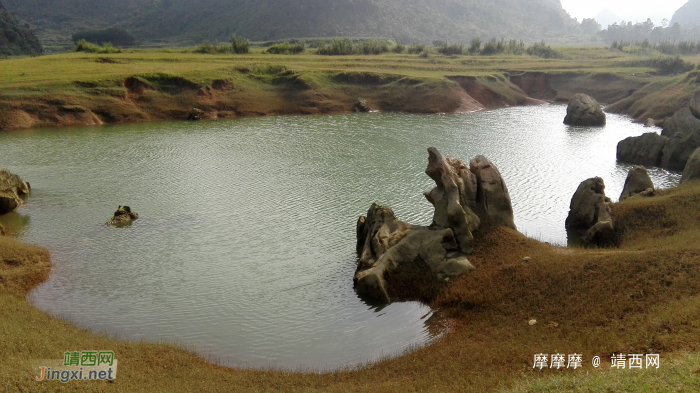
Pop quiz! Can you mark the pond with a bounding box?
[0,105,681,370]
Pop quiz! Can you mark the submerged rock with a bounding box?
[619,166,655,201]
[563,94,606,126]
[565,177,615,247]
[681,147,700,184]
[0,168,30,215]
[107,205,139,226]
[355,147,515,302]
[617,132,668,167]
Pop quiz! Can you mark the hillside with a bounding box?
[0,0,42,56]
[5,0,577,50]
[671,0,700,28]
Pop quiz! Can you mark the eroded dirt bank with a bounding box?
[1,69,698,131]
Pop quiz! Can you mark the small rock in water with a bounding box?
[107,205,139,226]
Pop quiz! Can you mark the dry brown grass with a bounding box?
[2,183,700,391]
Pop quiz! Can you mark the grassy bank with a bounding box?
[2,180,700,391]
[1,47,699,131]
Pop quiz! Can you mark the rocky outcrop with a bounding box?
[617,132,668,167]
[619,166,655,201]
[187,108,205,120]
[0,168,30,215]
[107,205,139,226]
[563,93,606,126]
[660,130,700,171]
[681,147,700,184]
[565,177,615,246]
[661,108,700,138]
[354,147,515,302]
[690,92,700,120]
[352,98,370,113]
[617,106,700,171]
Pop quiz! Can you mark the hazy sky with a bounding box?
[560,0,689,25]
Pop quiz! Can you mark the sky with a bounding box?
[560,0,689,26]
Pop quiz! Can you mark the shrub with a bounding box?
[230,34,250,54]
[265,41,305,54]
[526,40,560,59]
[317,38,355,55]
[193,41,231,54]
[74,39,122,54]
[72,27,135,47]
[356,39,389,55]
[623,56,696,75]
[468,37,482,54]
[392,43,406,54]
[407,43,426,54]
[437,42,464,56]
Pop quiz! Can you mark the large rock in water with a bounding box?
[563,94,606,126]
[0,168,30,215]
[681,147,700,184]
[617,132,668,167]
[354,147,515,302]
[619,166,655,201]
[565,177,615,246]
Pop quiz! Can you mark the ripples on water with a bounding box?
[0,105,681,370]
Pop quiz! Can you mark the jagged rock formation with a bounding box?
[352,98,369,113]
[617,103,700,171]
[681,147,700,183]
[0,0,42,56]
[355,147,515,302]
[0,168,30,215]
[107,205,139,226]
[565,177,615,246]
[619,166,655,201]
[563,94,606,126]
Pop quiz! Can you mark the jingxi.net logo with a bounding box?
[34,351,118,383]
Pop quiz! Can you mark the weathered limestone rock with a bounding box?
[424,147,480,253]
[660,131,700,171]
[563,94,606,126]
[0,168,30,215]
[690,92,700,120]
[619,166,655,201]
[187,108,205,120]
[355,148,515,302]
[617,132,668,167]
[681,147,700,183]
[470,155,516,229]
[107,205,139,226]
[565,177,615,246]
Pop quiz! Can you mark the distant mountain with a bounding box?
[595,9,624,29]
[5,0,578,49]
[671,0,700,27]
[0,0,43,56]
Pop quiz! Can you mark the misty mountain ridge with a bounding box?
[6,0,578,49]
[671,0,700,28]
[0,0,43,56]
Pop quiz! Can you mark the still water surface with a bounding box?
[0,105,681,370]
